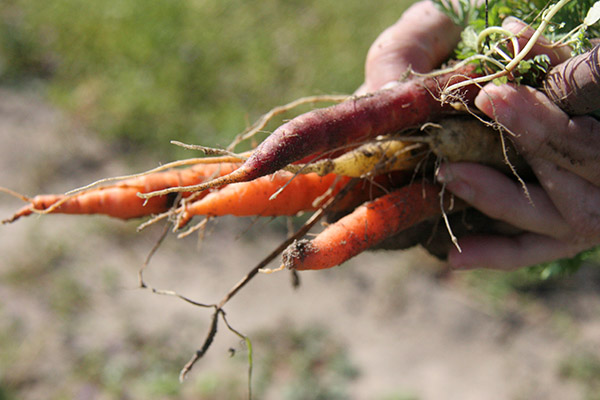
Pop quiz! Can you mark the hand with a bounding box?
[437,18,600,270]
[438,83,600,271]
[361,2,600,270]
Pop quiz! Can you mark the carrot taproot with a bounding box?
[138,41,600,204]
[284,139,426,177]
[138,63,481,200]
[4,162,240,223]
[282,116,527,180]
[176,172,351,228]
[175,166,416,229]
[237,65,479,178]
[424,117,531,174]
[281,182,451,271]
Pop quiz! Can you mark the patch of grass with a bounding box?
[1,229,91,320]
[191,372,247,400]
[531,247,600,280]
[0,313,43,399]
[0,387,16,400]
[559,352,600,400]
[0,0,415,160]
[251,323,359,399]
[462,268,553,307]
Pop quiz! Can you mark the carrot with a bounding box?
[237,65,478,179]
[176,172,350,228]
[139,63,481,200]
[4,162,240,223]
[424,117,531,174]
[138,41,600,203]
[281,182,451,271]
[176,169,414,229]
[284,139,426,177]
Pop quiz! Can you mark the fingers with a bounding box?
[475,83,600,186]
[447,233,590,270]
[360,1,461,93]
[444,84,600,270]
[437,162,572,239]
[527,157,600,240]
[438,161,600,270]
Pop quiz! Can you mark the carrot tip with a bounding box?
[175,212,192,230]
[3,206,34,224]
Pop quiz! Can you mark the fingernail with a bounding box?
[437,166,474,203]
[436,165,453,184]
[502,16,527,30]
[502,16,520,26]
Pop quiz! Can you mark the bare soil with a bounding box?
[1,87,600,400]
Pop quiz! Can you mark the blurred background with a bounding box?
[1,0,600,399]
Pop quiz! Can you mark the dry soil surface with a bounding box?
[1,87,600,400]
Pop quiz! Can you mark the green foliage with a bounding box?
[433,0,600,74]
[532,246,600,280]
[435,0,600,38]
[514,53,550,84]
[0,0,413,159]
[464,248,600,310]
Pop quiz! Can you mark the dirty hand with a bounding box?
[362,1,600,270]
[437,96,600,269]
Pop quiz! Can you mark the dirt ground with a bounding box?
[1,87,600,400]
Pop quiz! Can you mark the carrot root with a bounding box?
[139,64,480,201]
[175,172,351,228]
[281,182,450,271]
[3,163,240,222]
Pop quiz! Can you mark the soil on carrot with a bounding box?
[2,87,600,399]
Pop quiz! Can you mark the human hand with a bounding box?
[436,18,600,270]
[361,2,600,270]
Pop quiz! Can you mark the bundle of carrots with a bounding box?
[3,1,600,272]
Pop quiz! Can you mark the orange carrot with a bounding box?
[176,172,351,228]
[281,182,446,271]
[176,168,413,228]
[4,163,240,223]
